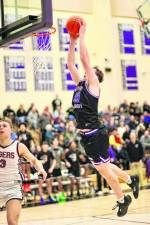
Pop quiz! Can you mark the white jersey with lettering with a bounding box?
[0,140,24,183]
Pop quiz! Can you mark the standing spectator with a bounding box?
[52,94,62,112]
[51,137,65,201]
[119,99,129,112]
[122,125,130,143]
[126,132,144,187]
[140,130,150,152]
[136,123,145,139]
[44,124,55,144]
[37,141,56,205]
[27,105,39,130]
[143,101,150,113]
[65,140,81,198]
[129,102,136,116]
[38,106,53,142]
[117,121,126,138]
[16,104,27,124]
[128,115,138,131]
[134,102,142,118]
[64,121,77,143]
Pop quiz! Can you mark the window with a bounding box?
[118,24,135,54]
[121,60,138,90]
[140,28,150,54]
[33,56,54,91]
[58,18,78,51]
[60,57,77,90]
[4,56,26,91]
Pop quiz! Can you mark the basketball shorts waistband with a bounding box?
[80,129,98,137]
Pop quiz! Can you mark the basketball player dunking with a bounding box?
[67,17,139,217]
[0,118,47,225]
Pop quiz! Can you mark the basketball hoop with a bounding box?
[32,26,56,73]
[32,26,56,51]
[138,19,145,27]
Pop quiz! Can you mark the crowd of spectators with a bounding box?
[1,97,150,203]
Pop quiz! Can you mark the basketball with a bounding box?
[66,16,83,38]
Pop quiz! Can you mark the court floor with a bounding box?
[1,189,150,225]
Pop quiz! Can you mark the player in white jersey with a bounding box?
[0,118,47,225]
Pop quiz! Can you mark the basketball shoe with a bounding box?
[128,175,139,199]
[112,195,132,217]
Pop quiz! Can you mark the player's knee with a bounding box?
[7,213,19,225]
[7,218,18,225]
[106,173,118,184]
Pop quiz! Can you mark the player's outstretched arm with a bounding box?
[67,36,82,84]
[79,21,98,86]
[18,143,47,180]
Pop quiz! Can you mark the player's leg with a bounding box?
[110,163,139,198]
[38,179,45,204]
[6,199,22,225]
[95,162,124,199]
[95,162,132,217]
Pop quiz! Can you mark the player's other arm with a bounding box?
[79,21,99,87]
[67,37,82,84]
[18,143,47,180]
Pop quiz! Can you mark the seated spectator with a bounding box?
[143,111,150,129]
[128,115,139,131]
[53,105,65,124]
[3,105,16,123]
[109,128,124,152]
[140,130,150,152]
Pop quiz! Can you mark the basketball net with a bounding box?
[32,26,56,71]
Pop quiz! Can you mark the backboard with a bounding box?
[0,0,53,47]
[137,0,150,37]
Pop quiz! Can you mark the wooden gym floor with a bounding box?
[1,189,150,225]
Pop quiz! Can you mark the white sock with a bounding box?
[126,175,132,184]
[118,195,125,203]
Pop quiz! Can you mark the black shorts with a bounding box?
[52,168,62,178]
[68,167,80,178]
[80,128,110,165]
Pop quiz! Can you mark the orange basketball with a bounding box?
[66,16,82,38]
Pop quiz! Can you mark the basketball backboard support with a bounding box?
[137,0,150,37]
[0,0,53,47]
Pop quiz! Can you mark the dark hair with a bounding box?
[93,66,104,83]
